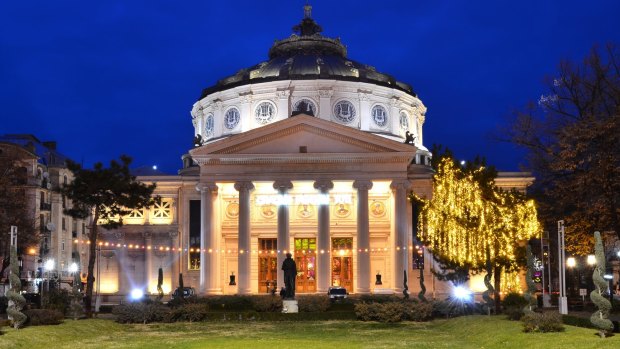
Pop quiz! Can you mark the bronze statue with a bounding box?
[404,131,416,145]
[281,252,297,299]
[193,134,203,147]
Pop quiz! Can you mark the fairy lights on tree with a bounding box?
[416,157,541,310]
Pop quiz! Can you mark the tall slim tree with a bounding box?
[61,155,156,317]
[503,44,620,254]
[590,231,614,337]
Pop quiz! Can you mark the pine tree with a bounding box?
[61,155,157,317]
[6,245,26,329]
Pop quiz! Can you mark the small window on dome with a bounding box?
[399,111,409,130]
[293,99,317,116]
[224,108,240,130]
[204,114,214,137]
[334,101,356,124]
[255,101,276,124]
[371,105,388,127]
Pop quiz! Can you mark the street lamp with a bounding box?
[587,254,596,266]
[44,259,55,292]
[566,257,576,299]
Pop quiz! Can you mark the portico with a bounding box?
[190,114,422,295]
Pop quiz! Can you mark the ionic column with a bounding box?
[234,181,254,294]
[273,180,293,289]
[314,179,333,292]
[144,232,153,293]
[353,180,373,294]
[197,182,218,295]
[169,231,180,291]
[391,179,411,293]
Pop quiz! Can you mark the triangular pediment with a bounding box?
[190,115,417,159]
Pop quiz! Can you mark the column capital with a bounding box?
[234,181,255,192]
[353,180,373,191]
[313,179,334,193]
[273,179,293,193]
[196,182,218,194]
[390,179,411,192]
[168,231,178,239]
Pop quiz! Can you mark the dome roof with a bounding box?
[199,7,415,99]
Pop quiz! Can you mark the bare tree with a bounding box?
[503,44,620,255]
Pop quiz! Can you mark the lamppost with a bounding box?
[557,220,568,314]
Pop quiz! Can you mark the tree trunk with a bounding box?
[84,209,99,318]
[494,265,502,314]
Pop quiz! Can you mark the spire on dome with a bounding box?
[293,4,322,36]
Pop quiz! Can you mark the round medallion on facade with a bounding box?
[399,111,409,131]
[293,98,317,116]
[225,202,239,218]
[371,105,388,127]
[333,100,356,124]
[260,204,277,219]
[370,200,386,217]
[297,204,314,219]
[255,101,276,125]
[204,114,214,138]
[224,107,241,130]
[334,203,351,218]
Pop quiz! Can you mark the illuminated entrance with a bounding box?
[294,238,316,293]
[331,238,353,288]
[258,239,278,293]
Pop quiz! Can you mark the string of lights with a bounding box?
[73,239,410,254]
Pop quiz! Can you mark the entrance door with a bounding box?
[294,238,316,293]
[258,239,277,293]
[331,238,353,289]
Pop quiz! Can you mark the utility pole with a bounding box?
[557,220,567,314]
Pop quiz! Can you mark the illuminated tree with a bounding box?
[6,245,27,329]
[61,155,157,318]
[417,157,541,311]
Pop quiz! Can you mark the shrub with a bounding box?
[356,294,400,304]
[522,312,565,333]
[355,302,404,323]
[402,301,434,322]
[503,292,528,320]
[165,303,210,322]
[251,296,282,312]
[113,303,169,324]
[297,295,331,312]
[24,309,64,326]
[42,289,71,315]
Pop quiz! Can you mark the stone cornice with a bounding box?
[192,153,414,165]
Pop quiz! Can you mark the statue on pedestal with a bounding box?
[281,252,297,299]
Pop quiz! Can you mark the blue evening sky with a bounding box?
[1,1,619,173]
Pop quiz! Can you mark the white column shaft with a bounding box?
[354,180,372,293]
[314,180,333,292]
[235,181,254,294]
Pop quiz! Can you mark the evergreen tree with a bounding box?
[61,155,157,317]
[6,245,26,329]
[590,231,614,337]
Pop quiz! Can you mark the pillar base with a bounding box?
[282,300,298,313]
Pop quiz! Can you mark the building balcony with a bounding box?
[40,202,52,211]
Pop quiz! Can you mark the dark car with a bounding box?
[327,286,348,301]
[171,287,196,300]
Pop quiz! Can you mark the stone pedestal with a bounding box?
[282,299,299,313]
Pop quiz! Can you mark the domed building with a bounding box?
[88,6,531,301]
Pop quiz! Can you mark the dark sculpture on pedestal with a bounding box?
[281,252,297,299]
[404,131,416,145]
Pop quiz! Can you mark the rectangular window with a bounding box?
[62,218,66,230]
[188,200,201,270]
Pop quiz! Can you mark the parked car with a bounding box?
[327,286,348,301]
[171,287,196,300]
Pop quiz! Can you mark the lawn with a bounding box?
[0,316,617,349]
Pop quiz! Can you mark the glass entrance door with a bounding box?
[258,239,277,293]
[331,238,353,289]
[294,238,316,293]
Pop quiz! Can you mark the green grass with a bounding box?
[1,316,618,349]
